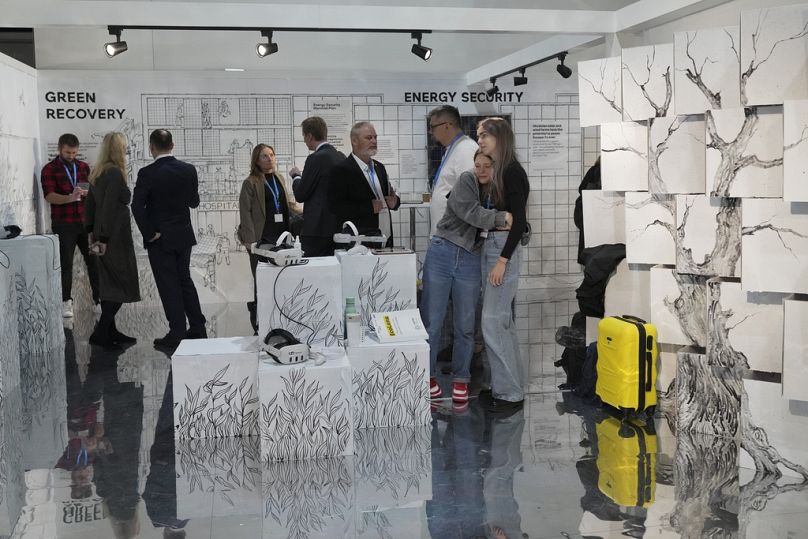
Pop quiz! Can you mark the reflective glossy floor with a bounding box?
[6,295,808,538]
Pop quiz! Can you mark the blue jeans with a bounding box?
[481,232,523,402]
[420,237,481,383]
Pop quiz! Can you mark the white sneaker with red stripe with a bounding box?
[452,382,469,403]
[430,377,442,399]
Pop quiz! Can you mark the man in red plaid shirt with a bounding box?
[41,133,100,318]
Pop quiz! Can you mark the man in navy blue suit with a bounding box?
[133,129,206,349]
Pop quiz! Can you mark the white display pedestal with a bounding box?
[258,352,354,462]
[171,337,260,440]
[335,250,417,331]
[1,235,64,354]
[256,257,343,347]
[347,333,430,429]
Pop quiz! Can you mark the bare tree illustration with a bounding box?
[679,30,739,109]
[626,194,676,239]
[676,348,742,438]
[704,108,802,197]
[662,272,709,346]
[623,45,673,118]
[739,10,808,105]
[579,58,623,117]
[704,280,808,504]
[676,196,742,277]
[648,117,688,193]
[742,218,808,260]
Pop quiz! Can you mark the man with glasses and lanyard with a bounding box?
[41,133,101,318]
[427,105,478,237]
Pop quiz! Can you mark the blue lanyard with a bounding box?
[264,175,281,214]
[62,161,78,189]
[433,134,465,189]
[484,194,493,209]
[368,162,383,199]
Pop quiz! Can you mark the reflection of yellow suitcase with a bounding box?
[596,315,657,414]
[596,417,656,507]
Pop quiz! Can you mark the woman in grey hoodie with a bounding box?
[420,150,512,404]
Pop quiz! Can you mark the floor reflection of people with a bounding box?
[428,402,527,539]
[144,371,189,538]
[482,407,526,539]
[58,339,144,538]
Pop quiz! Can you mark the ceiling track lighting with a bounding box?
[411,31,432,61]
[486,78,499,98]
[486,50,571,88]
[556,52,572,79]
[104,26,128,57]
[256,30,279,57]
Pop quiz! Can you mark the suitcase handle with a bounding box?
[645,351,653,391]
[621,314,647,324]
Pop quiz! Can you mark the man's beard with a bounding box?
[366,148,377,158]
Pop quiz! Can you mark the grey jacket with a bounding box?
[434,170,508,254]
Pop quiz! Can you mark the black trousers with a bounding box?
[52,222,100,303]
[300,235,335,257]
[146,243,206,338]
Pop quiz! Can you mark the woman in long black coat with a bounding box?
[86,132,141,347]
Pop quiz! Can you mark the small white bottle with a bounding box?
[345,297,361,347]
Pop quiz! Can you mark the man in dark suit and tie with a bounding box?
[329,121,400,247]
[289,116,345,256]
[132,129,206,349]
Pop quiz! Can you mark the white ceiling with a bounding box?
[4,0,733,79]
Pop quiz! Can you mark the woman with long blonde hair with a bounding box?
[237,143,292,332]
[475,117,530,413]
[85,131,141,347]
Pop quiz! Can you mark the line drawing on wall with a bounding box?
[621,44,674,120]
[260,367,351,461]
[624,193,676,265]
[352,350,428,429]
[675,195,741,278]
[674,27,741,113]
[600,121,648,192]
[174,364,259,440]
[648,116,705,194]
[577,56,623,127]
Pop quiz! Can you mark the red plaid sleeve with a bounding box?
[41,158,87,225]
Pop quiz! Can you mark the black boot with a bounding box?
[247,301,258,334]
[110,322,137,344]
[89,325,118,349]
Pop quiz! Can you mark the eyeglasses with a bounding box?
[428,121,448,131]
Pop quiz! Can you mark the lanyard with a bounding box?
[484,194,493,209]
[76,447,88,467]
[368,162,383,200]
[62,161,78,189]
[433,134,465,189]
[264,175,281,214]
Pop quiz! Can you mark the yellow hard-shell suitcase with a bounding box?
[596,416,657,508]
[596,315,658,413]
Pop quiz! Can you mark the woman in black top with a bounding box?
[476,117,530,412]
[237,144,291,331]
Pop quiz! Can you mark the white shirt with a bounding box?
[314,141,328,152]
[154,152,173,161]
[429,136,478,237]
[351,153,392,239]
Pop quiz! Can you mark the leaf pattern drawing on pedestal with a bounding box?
[269,278,341,347]
[260,367,351,461]
[262,456,353,537]
[14,273,52,355]
[352,350,429,429]
[357,259,413,329]
[174,364,259,440]
[355,426,431,504]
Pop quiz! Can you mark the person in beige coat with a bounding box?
[237,143,295,332]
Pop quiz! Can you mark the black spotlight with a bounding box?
[486,78,499,98]
[256,30,279,57]
[411,32,432,61]
[104,27,128,58]
[514,68,528,87]
[556,53,572,78]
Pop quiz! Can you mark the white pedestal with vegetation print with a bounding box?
[256,257,343,347]
[258,352,354,462]
[335,250,417,332]
[347,334,430,429]
[172,337,260,440]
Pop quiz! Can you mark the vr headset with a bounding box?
[333,221,387,255]
[252,231,305,266]
[261,328,309,365]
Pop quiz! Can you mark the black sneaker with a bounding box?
[153,334,182,349]
[110,325,137,344]
[480,396,524,414]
